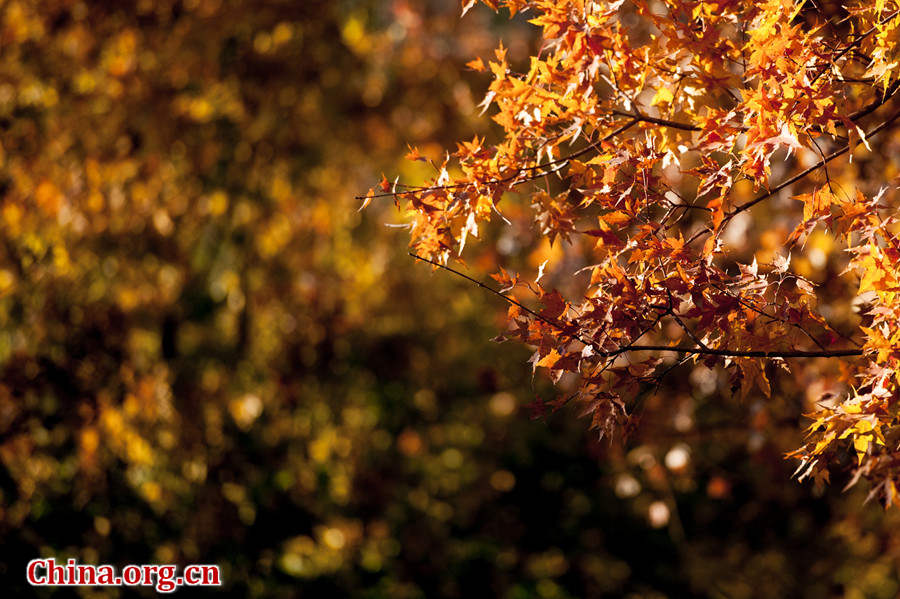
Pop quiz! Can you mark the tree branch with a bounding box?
[357,119,638,201]
[687,105,900,246]
[598,345,862,359]
[729,107,900,219]
[610,109,701,131]
[410,254,864,360]
[408,252,595,349]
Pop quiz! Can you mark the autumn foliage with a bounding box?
[370,0,900,504]
[9,0,900,596]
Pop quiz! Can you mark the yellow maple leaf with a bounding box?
[536,349,561,369]
[651,87,674,106]
[853,435,869,465]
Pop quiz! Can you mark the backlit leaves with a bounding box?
[374,0,900,505]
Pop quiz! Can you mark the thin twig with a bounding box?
[356,119,639,201]
[687,106,900,246]
[410,254,864,360]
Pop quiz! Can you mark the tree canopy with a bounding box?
[369,0,900,504]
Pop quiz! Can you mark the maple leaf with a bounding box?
[651,86,674,106]
[405,145,426,162]
[539,290,566,322]
[466,57,486,72]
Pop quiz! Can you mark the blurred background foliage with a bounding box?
[2,0,900,597]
